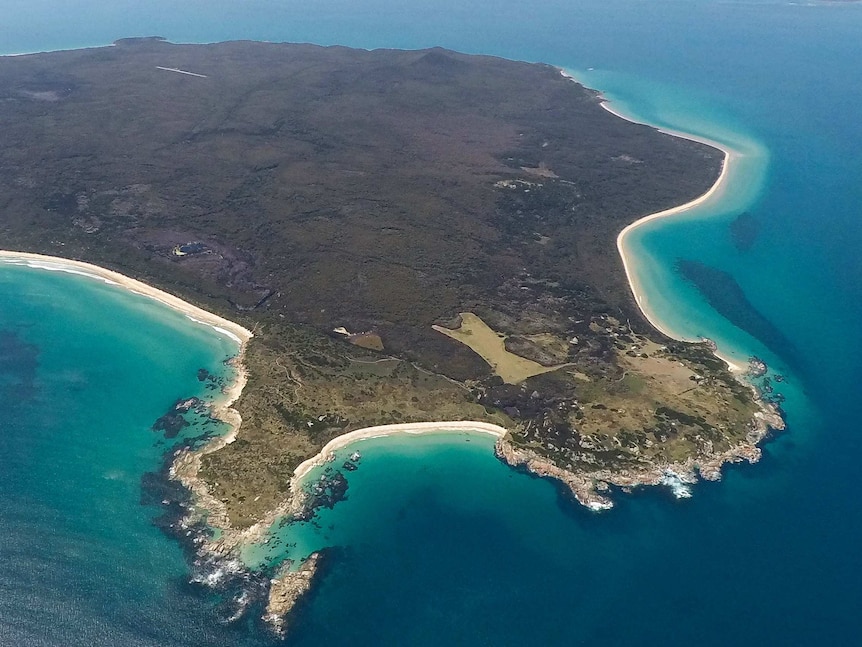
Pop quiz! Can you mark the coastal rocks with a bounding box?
[494,438,613,510]
[495,396,785,509]
[746,356,768,378]
[342,451,361,471]
[263,553,322,638]
[174,396,203,413]
[152,397,204,438]
[187,551,274,626]
[658,470,695,499]
[308,470,349,510]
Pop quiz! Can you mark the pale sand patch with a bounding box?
[432,312,567,384]
[714,350,746,374]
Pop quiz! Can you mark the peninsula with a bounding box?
[0,38,783,634]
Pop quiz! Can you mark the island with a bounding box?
[0,38,783,635]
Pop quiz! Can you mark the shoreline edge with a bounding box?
[0,67,784,634]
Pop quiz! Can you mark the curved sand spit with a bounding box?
[607,106,747,374]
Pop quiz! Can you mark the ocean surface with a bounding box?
[2,1,861,644]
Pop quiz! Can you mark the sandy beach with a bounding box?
[292,421,509,483]
[559,70,750,373]
[607,111,749,373]
[604,103,736,337]
[0,250,253,346]
[0,248,257,541]
[194,420,511,562]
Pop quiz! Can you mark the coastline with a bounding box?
[1,40,119,58]
[597,90,788,450]
[0,249,255,547]
[291,421,508,482]
[559,69,750,372]
[502,70,784,499]
[1,65,784,634]
[0,250,252,346]
[612,119,749,376]
[495,403,783,511]
[609,105,737,345]
[197,421,510,562]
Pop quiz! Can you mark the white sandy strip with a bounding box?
[0,250,252,346]
[713,350,746,374]
[600,100,736,333]
[558,70,746,374]
[156,66,208,78]
[614,126,733,331]
[608,109,747,373]
[292,421,508,483]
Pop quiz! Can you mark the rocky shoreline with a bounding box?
[495,395,785,510]
[263,554,324,639]
[165,338,787,637]
[166,347,320,636]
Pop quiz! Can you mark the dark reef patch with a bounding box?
[306,469,350,512]
[0,329,39,403]
[152,397,206,438]
[729,211,760,252]
[676,259,798,367]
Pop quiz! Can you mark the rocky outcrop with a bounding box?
[496,399,785,509]
[263,553,322,638]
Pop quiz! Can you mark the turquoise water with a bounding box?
[2,0,862,644]
[0,264,260,645]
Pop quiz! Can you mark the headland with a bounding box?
[0,39,785,635]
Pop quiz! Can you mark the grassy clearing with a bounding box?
[433,312,566,384]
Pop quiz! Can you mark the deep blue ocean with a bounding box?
[2,1,861,644]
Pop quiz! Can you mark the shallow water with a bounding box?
[0,265,254,646]
[2,1,862,644]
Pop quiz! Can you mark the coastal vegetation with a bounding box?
[0,39,781,538]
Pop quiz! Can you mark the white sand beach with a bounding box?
[292,421,508,483]
[604,103,737,336]
[559,69,749,374]
[606,109,750,374]
[0,249,256,511]
[0,250,252,346]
